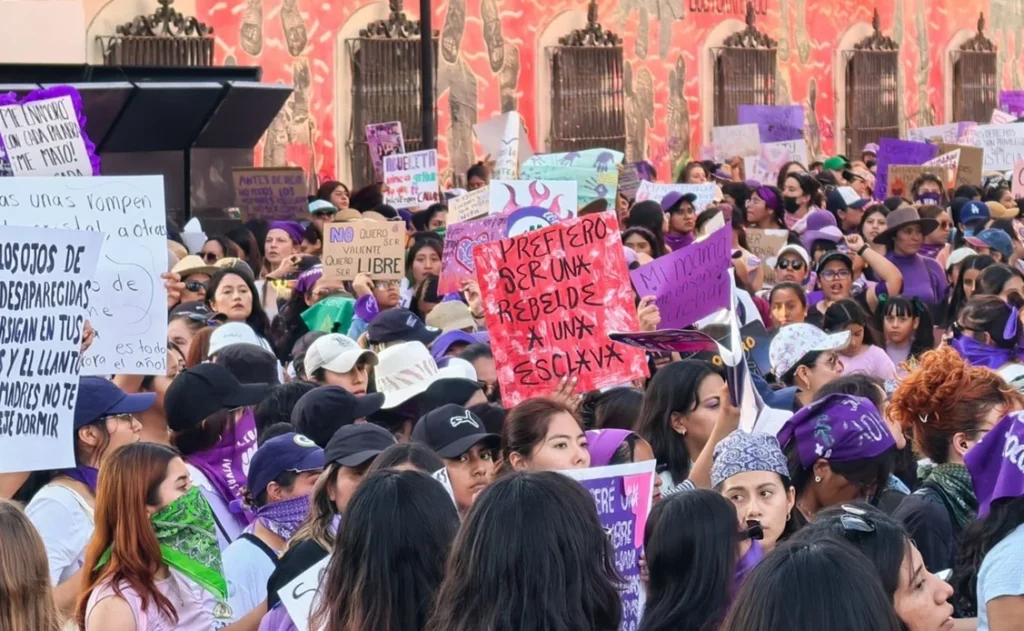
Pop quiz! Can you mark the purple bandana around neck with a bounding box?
[950,334,1019,371]
[664,231,695,252]
[63,465,99,494]
[917,242,944,260]
[187,410,258,528]
[776,394,895,467]
[965,411,1024,518]
[251,494,311,541]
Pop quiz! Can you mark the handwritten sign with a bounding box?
[0,96,92,177]
[449,186,489,223]
[873,138,939,201]
[322,219,407,281]
[518,164,616,209]
[438,215,506,294]
[561,460,656,631]
[886,165,951,198]
[279,556,329,631]
[473,213,648,406]
[383,149,440,209]
[232,167,307,221]
[365,121,405,182]
[0,226,102,474]
[991,109,1017,125]
[737,105,804,143]
[743,139,809,186]
[973,124,1024,171]
[618,162,651,200]
[488,180,577,218]
[1,176,168,375]
[907,123,962,144]
[1014,161,1024,198]
[635,181,717,213]
[745,228,789,285]
[630,226,731,329]
[473,112,532,181]
[923,150,960,188]
[711,123,761,161]
[998,93,1024,117]
[937,143,984,187]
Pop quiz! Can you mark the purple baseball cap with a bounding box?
[586,429,636,467]
[661,191,698,213]
[966,411,1024,518]
[776,394,895,468]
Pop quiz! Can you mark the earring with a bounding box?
[786,511,792,522]
[814,475,822,483]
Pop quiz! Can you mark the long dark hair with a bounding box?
[636,360,722,483]
[427,472,623,631]
[310,470,459,631]
[205,269,271,339]
[959,292,1024,350]
[823,298,880,347]
[775,162,807,191]
[976,263,1024,296]
[627,201,668,246]
[945,254,995,327]
[316,180,349,202]
[225,224,264,273]
[578,387,644,430]
[622,227,667,259]
[640,490,739,631]
[784,439,894,509]
[952,496,1024,617]
[877,295,935,360]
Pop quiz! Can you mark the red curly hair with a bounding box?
[889,346,1024,463]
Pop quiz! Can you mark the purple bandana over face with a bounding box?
[776,394,895,468]
[951,334,1018,370]
[187,409,258,528]
[966,411,1024,518]
[251,494,311,541]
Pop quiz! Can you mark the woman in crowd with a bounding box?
[975,264,1024,300]
[262,221,304,278]
[167,306,215,361]
[776,393,896,527]
[404,235,442,304]
[878,295,934,372]
[206,268,273,345]
[413,404,500,515]
[636,360,726,495]
[984,185,1017,211]
[585,429,663,500]
[745,184,786,230]
[316,180,351,211]
[627,201,670,252]
[772,244,812,287]
[890,346,1024,573]
[662,191,698,251]
[225,225,264,276]
[503,398,590,471]
[200,236,243,264]
[806,237,903,327]
[768,323,849,411]
[428,472,622,631]
[910,174,948,207]
[823,299,898,381]
[775,160,808,191]
[310,470,460,631]
[172,255,221,305]
[622,226,667,259]
[877,207,948,307]
[796,504,956,630]
[722,538,904,631]
[918,204,953,260]
[348,275,404,339]
[579,388,644,431]
[769,282,808,328]
[26,377,152,614]
[860,204,889,257]
[0,500,62,631]
[946,254,996,326]
[78,443,232,629]
[677,161,709,184]
[781,171,823,231]
[466,162,489,191]
[952,294,1024,390]
[269,265,351,363]
[640,490,747,631]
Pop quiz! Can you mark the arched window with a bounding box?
[712,3,777,126]
[951,14,996,124]
[546,0,625,153]
[843,9,899,157]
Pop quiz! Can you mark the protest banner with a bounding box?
[745,228,789,285]
[737,104,804,143]
[365,121,405,181]
[322,219,406,281]
[518,163,617,209]
[1001,91,1024,117]
[629,226,731,330]
[0,226,102,474]
[449,186,489,223]
[473,112,532,180]
[438,215,507,294]
[279,556,329,631]
[873,138,939,201]
[907,123,964,144]
[923,150,960,188]
[473,213,648,406]
[522,147,624,169]
[1014,161,1024,198]
[0,95,93,177]
[743,139,809,186]
[1,176,168,375]
[231,167,307,221]
[488,180,578,218]
[634,181,717,212]
[383,149,440,209]
[886,165,951,198]
[561,460,656,631]
[936,143,983,186]
[992,108,1018,124]
[711,123,761,161]
[973,124,1024,171]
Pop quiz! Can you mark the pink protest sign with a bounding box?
[473,212,648,406]
[438,215,507,294]
[629,226,731,330]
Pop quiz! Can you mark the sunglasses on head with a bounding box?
[776,259,805,271]
[839,504,875,535]
[184,280,208,293]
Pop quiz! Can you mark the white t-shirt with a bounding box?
[223,534,279,618]
[978,523,1024,630]
[25,484,94,586]
[186,464,243,551]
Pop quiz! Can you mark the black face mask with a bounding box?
[783,196,801,213]
[865,159,877,169]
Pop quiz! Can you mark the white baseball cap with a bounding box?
[208,322,274,357]
[304,333,378,375]
[374,341,466,409]
[776,244,811,267]
[769,323,851,378]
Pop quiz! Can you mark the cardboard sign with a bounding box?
[1,176,168,375]
[0,226,102,474]
[383,149,440,209]
[744,139,809,186]
[473,213,648,406]
[365,121,405,181]
[937,143,984,187]
[1000,91,1024,117]
[1014,161,1024,198]
[617,162,650,201]
[448,186,489,223]
[0,95,92,177]
[278,556,329,631]
[923,150,960,188]
[561,460,656,631]
[488,180,578,218]
[711,123,762,161]
[886,165,951,198]
[873,138,939,201]
[473,111,532,180]
[973,124,1024,171]
[991,108,1018,125]
[232,167,307,221]
[322,219,407,281]
[634,181,717,212]
[438,215,507,294]
[745,228,790,285]
[737,105,804,143]
[629,226,731,329]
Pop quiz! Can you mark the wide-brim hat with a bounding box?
[872,206,938,247]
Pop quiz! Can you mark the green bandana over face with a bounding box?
[150,487,228,601]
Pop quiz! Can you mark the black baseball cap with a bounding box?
[324,423,398,467]
[418,378,484,416]
[816,251,854,274]
[165,363,272,432]
[367,308,442,346]
[291,386,386,448]
[412,404,499,459]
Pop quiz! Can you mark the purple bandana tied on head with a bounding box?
[965,411,1024,518]
[776,394,895,468]
[269,221,306,246]
[585,429,636,467]
[250,494,311,541]
[950,334,1020,371]
[294,265,324,295]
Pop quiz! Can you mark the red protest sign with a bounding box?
[473,212,649,406]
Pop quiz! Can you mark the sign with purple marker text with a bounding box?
[322,219,407,281]
[873,138,939,201]
[383,149,440,209]
[232,167,307,221]
[0,95,92,177]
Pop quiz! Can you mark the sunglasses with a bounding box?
[176,312,223,326]
[776,259,805,271]
[200,252,219,263]
[184,280,208,293]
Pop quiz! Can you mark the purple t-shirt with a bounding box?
[886,252,947,305]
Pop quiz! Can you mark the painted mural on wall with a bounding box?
[195,0,1024,185]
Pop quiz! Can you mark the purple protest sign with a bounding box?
[873,137,939,201]
[629,226,731,329]
[438,215,507,294]
[1000,91,1024,117]
[366,121,405,181]
[561,461,656,631]
[737,105,804,143]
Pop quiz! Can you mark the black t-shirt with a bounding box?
[892,486,956,572]
[265,538,330,609]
